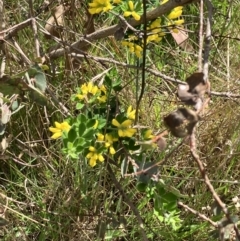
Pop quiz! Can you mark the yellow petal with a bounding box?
[135,51,142,58]
[61,122,71,131]
[100,85,106,93]
[174,19,184,25]
[98,154,104,162]
[144,129,154,139]
[132,12,140,21]
[127,106,136,120]
[121,119,132,127]
[118,129,124,137]
[161,0,168,4]
[89,158,97,167]
[86,152,93,158]
[105,142,111,148]
[51,132,62,139]
[97,133,104,141]
[93,120,98,129]
[109,146,116,155]
[123,128,137,137]
[89,146,96,152]
[49,127,60,133]
[89,2,98,7]
[76,94,84,100]
[128,1,134,10]
[167,10,182,19]
[55,121,61,129]
[112,119,120,127]
[123,11,132,17]
[97,95,107,103]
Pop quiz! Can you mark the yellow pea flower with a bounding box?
[167,6,183,20]
[127,106,136,120]
[49,121,71,139]
[124,1,141,21]
[112,119,137,138]
[88,0,113,15]
[86,146,105,167]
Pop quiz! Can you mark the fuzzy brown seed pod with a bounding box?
[164,108,200,137]
[177,72,210,110]
[186,72,210,97]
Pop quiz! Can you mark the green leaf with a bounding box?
[136,182,148,192]
[68,128,77,142]
[112,79,122,92]
[128,138,140,151]
[83,129,95,139]
[86,119,96,128]
[76,145,84,153]
[29,90,48,106]
[78,123,86,136]
[28,64,47,93]
[162,192,178,203]
[77,114,87,123]
[163,200,177,212]
[97,118,107,129]
[77,137,85,146]
[76,103,84,110]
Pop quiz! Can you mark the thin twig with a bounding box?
[29,0,40,58]
[203,0,213,83]
[198,0,203,72]
[135,0,148,124]
[1,18,32,39]
[178,201,218,227]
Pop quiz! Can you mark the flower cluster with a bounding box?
[121,41,143,58]
[123,1,141,21]
[49,78,157,168]
[88,0,112,14]
[85,107,137,167]
[76,82,107,103]
[160,0,185,33]
[167,6,184,33]
[147,19,166,44]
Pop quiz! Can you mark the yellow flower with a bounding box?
[77,82,100,101]
[112,119,137,138]
[86,146,105,167]
[127,106,136,120]
[167,6,183,20]
[105,133,118,154]
[123,1,141,21]
[76,94,84,100]
[99,85,107,94]
[88,0,113,14]
[146,19,165,44]
[49,121,71,139]
[97,95,107,103]
[122,41,143,58]
[143,129,154,140]
[113,0,121,3]
[97,133,104,141]
[174,19,184,25]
